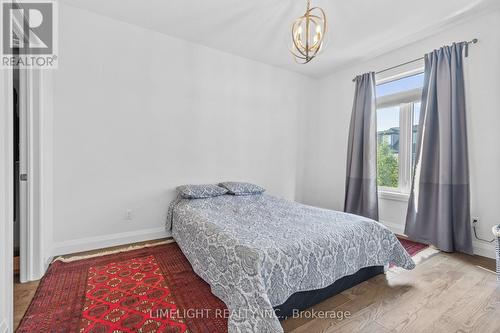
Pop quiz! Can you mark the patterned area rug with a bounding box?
[397,237,428,257]
[17,242,227,333]
[17,237,427,333]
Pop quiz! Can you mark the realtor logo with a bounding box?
[1,0,58,68]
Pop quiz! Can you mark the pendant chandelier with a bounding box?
[290,0,327,64]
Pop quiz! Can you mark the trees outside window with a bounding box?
[377,141,398,188]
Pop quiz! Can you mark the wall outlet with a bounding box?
[472,217,479,224]
[125,209,133,220]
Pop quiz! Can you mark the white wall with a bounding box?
[300,10,500,258]
[47,4,499,260]
[49,4,314,256]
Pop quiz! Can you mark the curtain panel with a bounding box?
[344,72,379,221]
[405,42,473,254]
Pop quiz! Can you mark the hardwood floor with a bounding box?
[14,275,39,329]
[14,247,498,332]
[281,251,499,333]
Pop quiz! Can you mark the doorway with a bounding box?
[13,60,46,283]
[12,65,52,284]
[13,53,20,276]
[9,53,51,330]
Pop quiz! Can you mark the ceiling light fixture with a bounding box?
[290,0,327,64]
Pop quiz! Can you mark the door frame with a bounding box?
[0,64,14,333]
[18,69,53,283]
[0,65,51,333]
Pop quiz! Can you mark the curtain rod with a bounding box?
[352,38,478,82]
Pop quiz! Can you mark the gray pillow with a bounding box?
[176,184,228,199]
[219,182,266,195]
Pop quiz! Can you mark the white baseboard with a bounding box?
[0,320,8,333]
[50,227,171,258]
[472,240,496,259]
[380,220,496,259]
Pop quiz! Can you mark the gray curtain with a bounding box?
[344,72,378,220]
[405,42,473,254]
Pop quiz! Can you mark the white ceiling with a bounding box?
[61,0,499,77]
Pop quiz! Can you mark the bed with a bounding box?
[167,193,415,333]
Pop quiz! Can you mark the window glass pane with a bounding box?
[412,102,421,167]
[376,73,424,97]
[377,106,399,188]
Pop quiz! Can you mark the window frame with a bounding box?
[376,76,423,198]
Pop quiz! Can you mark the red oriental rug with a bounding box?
[397,237,428,257]
[17,241,227,333]
[17,237,427,333]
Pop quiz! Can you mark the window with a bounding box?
[376,73,423,194]
[377,106,400,188]
[376,73,424,97]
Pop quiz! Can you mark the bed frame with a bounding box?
[274,266,384,320]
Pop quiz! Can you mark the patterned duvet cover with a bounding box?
[167,194,415,333]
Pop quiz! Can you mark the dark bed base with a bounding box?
[274,266,385,320]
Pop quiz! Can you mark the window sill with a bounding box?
[378,190,409,202]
